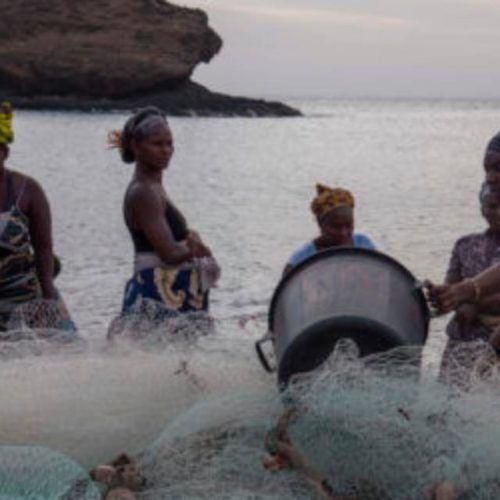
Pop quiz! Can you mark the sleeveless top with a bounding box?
[0,172,40,319]
[126,199,189,254]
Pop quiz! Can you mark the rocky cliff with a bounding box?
[0,0,300,116]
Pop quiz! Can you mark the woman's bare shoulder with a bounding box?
[8,169,35,186]
[126,181,155,201]
[7,169,45,199]
[125,181,165,213]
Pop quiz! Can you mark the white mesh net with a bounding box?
[0,446,101,499]
[2,312,500,499]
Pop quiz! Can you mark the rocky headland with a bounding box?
[0,0,300,117]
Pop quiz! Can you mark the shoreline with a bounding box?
[4,82,302,118]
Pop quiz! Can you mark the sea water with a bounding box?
[2,99,500,496]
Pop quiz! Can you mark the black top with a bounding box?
[127,202,189,253]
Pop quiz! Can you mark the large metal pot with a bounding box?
[256,248,430,385]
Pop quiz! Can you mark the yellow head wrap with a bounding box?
[0,101,14,145]
[311,183,355,220]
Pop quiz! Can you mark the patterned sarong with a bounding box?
[0,183,76,335]
[121,266,209,320]
[0,206,40,329]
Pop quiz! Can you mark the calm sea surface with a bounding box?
[2,99,500,469]
[11,99,500,346]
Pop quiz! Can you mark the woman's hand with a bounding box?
[477,293,500,315]
[425,280,475,314]
[186,231,212,258]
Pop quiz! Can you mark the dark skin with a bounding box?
[315,207,354,249]
[124,123,211,265]
[484,151,500,190]
[427,268,499,314]
[0,144,54,299]
[429,150,500,313]
[445,192,500,331]
[0,147,54,294]
[476,194,500,311]
[283,207,354,275]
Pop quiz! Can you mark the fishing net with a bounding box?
[0,298,213,360]
[3,312,500,499]
[7,298,76,334]
[0,298,84,394]
[107,298,215,348]
[0,298,82,360]
[134,339,500,499]
[0,310,269,472]
[0,446,100,499]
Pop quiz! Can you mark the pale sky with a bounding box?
[183,0,500,99]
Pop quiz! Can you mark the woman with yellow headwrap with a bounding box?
[0,104,76,335]
[284,183,375,274]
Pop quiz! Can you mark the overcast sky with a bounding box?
[183,0,500,99]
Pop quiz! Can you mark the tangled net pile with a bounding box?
[0,446,101,499]
[3,337,500,498]
[137,340,500,499]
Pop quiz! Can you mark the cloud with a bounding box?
[185,0,500,98]
[187,1,409,28]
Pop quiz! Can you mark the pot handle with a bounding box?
[255,332,275,373]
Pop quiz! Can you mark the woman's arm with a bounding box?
[168,199,212,258]
[164,196,212,258]
[26,177,55,299]
[477,293,500,314]
[186,230,212,258]
[154,193,212,258]
[427,264,500,313]
[128,185,192,265]
[474,265,500,299]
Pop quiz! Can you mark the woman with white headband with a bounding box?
[109,107,219,324]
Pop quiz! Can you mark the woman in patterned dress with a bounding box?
[438,184,500,381]
[0,106,76,333]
